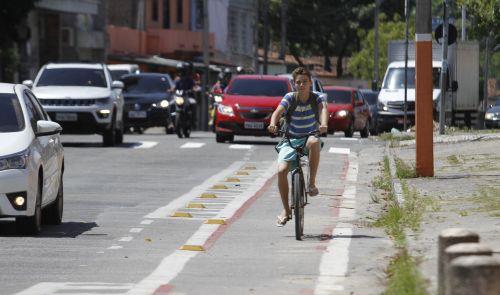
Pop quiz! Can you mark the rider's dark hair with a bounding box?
[292,67,311,82]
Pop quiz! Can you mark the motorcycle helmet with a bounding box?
[223,67,232,81]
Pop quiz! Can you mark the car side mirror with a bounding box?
[112,80,124,89]
[22,80,33,88]
[451,81,458,92]
[36,120,62,137]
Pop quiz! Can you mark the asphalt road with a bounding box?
[0,129,386,295]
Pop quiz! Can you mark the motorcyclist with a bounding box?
[211,67,232,93]
[171,62,197,128]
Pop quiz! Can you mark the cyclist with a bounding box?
[268,67,328,227]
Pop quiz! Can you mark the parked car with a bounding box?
[108,64,140,81]
[121,73,174,134]
[485,100,500,129]
[24,63,125,146]
[214,75,294,143]
[359,89,380,135]
[323,86,371,138]
[0,83,64,234]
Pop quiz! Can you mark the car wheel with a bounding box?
[344,121,354,138]
[370,120,379,136]
[183,126,191,138]
[216,133,226,143]
[227,134,234,143]
[43,173,63,225]
[103,115,117,146]
[360,120,369,138]
[115,119,124,144]
[16,177,42,235]
[165,118,174,134]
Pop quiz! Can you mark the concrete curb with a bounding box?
[385,142,405,206]
[398,133,500,147]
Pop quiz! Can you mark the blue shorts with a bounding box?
[276,137,323,171]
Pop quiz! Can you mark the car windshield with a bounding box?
[122,75,172,94]
[36,68,107,87]
[383,67,441,90]
[110,70,129,81]
[0,94,25,132]
[325,89,352,104]
[361,91,378,105]
[227,79,289,96]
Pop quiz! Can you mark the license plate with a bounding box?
[55,113,77,122]
[128,111,147,118]
[244,121,264,129]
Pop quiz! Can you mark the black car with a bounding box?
[359,89,380,135]
[485,100,500,129]
[122,73,174,133]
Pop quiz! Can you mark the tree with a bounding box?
[348,14,414,82]
[456,0,499,42]
[0,0,38,82]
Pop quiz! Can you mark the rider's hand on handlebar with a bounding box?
[268,125,278,134]
[319,125,328,135]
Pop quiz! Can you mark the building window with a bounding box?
[61,27,74,47]
[152,0,159,22]
[176,0,183,24]
[163,0,170,28]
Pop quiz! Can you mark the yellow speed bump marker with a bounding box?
[205,219,226,225]
[200,193,217,199]
[187,202,206,209]
[244,166,256,170]
[211,184,228,189]
[180,245,205,251]
[225,177,240,182]
[236,171,249,175]
[171,212,192,218]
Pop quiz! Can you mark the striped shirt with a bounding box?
[280,91,326,136]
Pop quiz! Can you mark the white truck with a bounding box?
[377,40,479,131]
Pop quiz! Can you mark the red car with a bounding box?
[323,86,371,138]
[214,75,293,143]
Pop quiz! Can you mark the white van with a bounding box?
[377,60,443,131]
[107,64,140,81]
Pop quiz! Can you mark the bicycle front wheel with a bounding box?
[292,172,304,240]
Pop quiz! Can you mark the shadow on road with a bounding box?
[62,142,145,148]
[230,140,279,146]
[0,220,98,238]
[302,234,383,241]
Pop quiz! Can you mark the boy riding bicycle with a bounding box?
[268,67,329,227]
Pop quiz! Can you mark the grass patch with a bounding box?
[372,156,392,191]
[380,133,415,148]
[395,157,417,179]
[446,154,461,165]
[470,187,500,217]
[384,249,427,295]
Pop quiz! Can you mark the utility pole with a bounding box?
[279,0,288,60]
[263,0,269,74]
[415,0,434,177]
[461,5,466,41]
[481,33,492,128]
[439,0,449,134]
[373,0,380,90]
[201,0,209,131]
[254,0,260,73]
[404,0,410,131]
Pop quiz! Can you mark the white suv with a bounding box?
[24,63,125,146]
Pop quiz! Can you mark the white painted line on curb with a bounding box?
[229,144,253,149]
[180,142,205,148]
[133,141,158,149]
[140,219,154,225]
[130,228,143,233]
[340,137,358,141]
[119,236,134,242]
[328,147,350,154]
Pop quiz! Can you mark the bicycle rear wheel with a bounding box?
[292,172,304,240]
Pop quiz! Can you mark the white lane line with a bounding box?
[315,152,358,295]
[107,245,123,250]
[119,236,134,242]
[127,162,277,295]
[145,161,244,219]
[229,144,253,149]
[328,147,350,154]
[140,219,154,225]
[15,283,134,295]
[133,141,158,149]
[340,137,358,141]
[180,142,205,148]
[130,228,143,233]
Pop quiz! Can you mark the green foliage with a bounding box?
[384,249,427,295]
[456,0,499,41]
[395,157,417,179]
[348,14,414,82]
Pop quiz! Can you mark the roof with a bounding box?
[388,60,443,68]
[0,83,16,94]
[45,63,104,69]
[324,86,356,91]
[234,75,290,81]
[108,64,139,70]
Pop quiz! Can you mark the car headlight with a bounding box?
[336,110,348,117]
[160,100,169,108]
[485,113,494,120]
[0,150,29,172]
[378,101,388,111]
[217,104,234,117]
[214,95,223,103]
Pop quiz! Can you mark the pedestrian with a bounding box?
[267,67,328,227]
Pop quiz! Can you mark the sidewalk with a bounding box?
[386,131,500,293]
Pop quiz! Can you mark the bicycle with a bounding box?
[276,130,318,240]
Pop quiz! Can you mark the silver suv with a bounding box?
[23,63,125,146]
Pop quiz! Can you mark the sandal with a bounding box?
[276,214,292,227]
[309,185,319,196]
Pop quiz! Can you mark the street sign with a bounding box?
[435,24,457,45]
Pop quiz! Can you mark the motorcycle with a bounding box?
[171,90,195,138]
